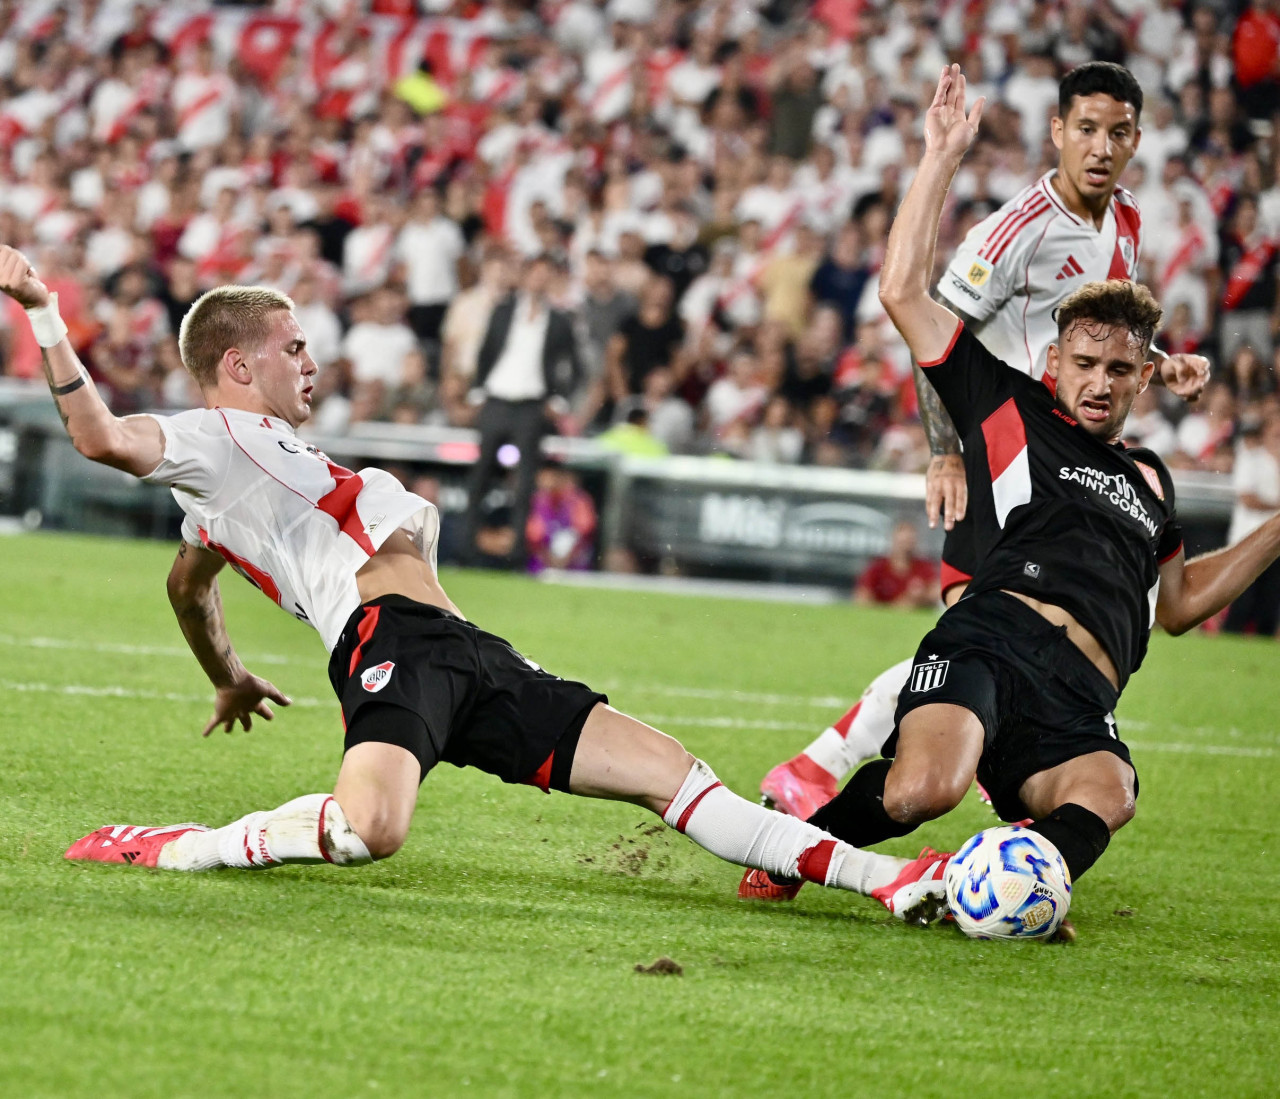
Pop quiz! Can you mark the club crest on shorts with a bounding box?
[361,661,395,693]
[910,658,949,693]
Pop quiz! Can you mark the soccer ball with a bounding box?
[944,826,1071,940]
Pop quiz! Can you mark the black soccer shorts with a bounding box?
[328,595,606,789]
[887,590,1137,823]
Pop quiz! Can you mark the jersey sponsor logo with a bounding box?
[966,259,992,287]
[1058,465,1157,535]
[949,274,982,301]
[1023,561,1041,579]
[909,658,949,693]
[1054,254,1085,281]
[360,660,395,692]
[1134,461,1164,500]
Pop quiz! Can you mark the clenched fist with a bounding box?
[0,245,51,309]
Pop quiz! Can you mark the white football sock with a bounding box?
[662,760,906,894]
[156,794,373,871]
[801,656,913,779]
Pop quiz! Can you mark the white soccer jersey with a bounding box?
[142,407,439,652]
[937,172,1142,379]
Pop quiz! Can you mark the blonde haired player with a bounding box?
[0,248,951,923]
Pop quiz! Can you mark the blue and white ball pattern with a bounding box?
[944,826,1072,940]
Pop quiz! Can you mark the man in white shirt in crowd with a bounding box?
[340,286,419,392]
[395,186,465,351]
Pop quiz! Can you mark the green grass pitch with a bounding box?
[0,532,1276,1098]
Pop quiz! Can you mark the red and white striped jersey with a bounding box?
[937,173,1142,379]
[143,407,438,652]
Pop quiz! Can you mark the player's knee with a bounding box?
[882,769,966,824]
[343,805,410,860]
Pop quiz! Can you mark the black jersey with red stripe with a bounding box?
[921,322,1183,687]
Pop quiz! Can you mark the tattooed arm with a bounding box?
[0,245,164,476]
[167,540,291,736]
[911,301,982,531]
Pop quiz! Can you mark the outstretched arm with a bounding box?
[167,540,292,736]
[0,245,164,476]
[1156,514,1280,635]
[878,65,985,363]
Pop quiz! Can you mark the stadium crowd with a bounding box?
[0,0,1278,480]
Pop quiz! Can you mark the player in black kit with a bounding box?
[789,67,1280,908]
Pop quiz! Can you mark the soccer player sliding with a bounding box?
[0,248,951,923]
[739,65,1280,928]
[756,61,1211,823]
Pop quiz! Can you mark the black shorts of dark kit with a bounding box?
[328,596,606,790]
[888,590,1137,823]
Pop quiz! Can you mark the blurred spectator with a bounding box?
[291,275,343,371]
[441,245,512,384]
[809,220,871,343]
[576,249,637,428]
[525,463,598,575]
[1224,412,1280,637]
[854,521,938,610]
[342,287,419,392]
[606,275,685,404]
[597,404,670,457]
[465,254,582,565]
[396,186,465,352]
[747,395,804,464]
[1218,193,1279,366]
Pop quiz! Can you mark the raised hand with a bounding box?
[923,64,985,162]
[0,244,51,309]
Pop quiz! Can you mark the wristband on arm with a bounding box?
[25,292,69,348]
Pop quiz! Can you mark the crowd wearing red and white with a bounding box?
[1,0,1278,472]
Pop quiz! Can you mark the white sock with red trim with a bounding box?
[800,657,913,780]
[156,794,373,871]
[661,760,907,894]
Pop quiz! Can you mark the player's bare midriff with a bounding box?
[356,527,456,613]
[1000,589,1119,689]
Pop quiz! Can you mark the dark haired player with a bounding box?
[755,61,1212,825]
[743,67,1280,913]
[0,252,956,922]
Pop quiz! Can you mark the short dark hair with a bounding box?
[1056,280,1163,356]
[1058,62,1143,123]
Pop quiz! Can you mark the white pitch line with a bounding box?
[0,632,305,666]
[3,679,1273,756]
[0,679,332,709]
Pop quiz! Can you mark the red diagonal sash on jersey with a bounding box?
[177,84,224,133]
[1159,224,1206,291]
[717,257,766,313]
[586,60,631,118]
[358,225,394,284]
[480,69,522,107]
[317,462,375,555]
[761,197,806,253]
[1222,238,1276,310]
[198,525,283,605]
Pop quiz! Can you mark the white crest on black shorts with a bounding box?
[361,660,395,692]
[910,659,949,693]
